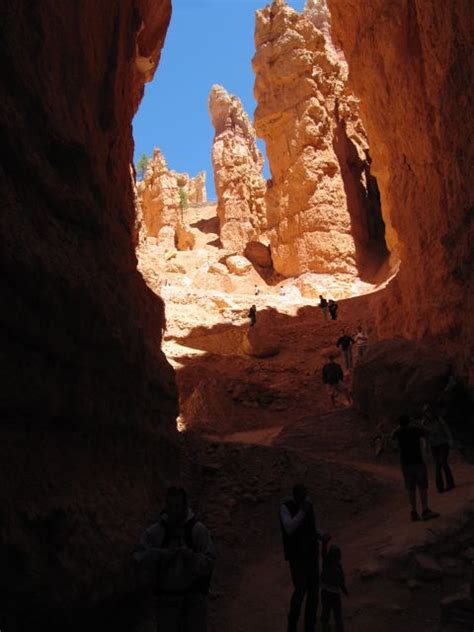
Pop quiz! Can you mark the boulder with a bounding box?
[226,255,253,276]
[244,241,273,268]
[209,262,228,276]
[242,325,280,358]
[352,337,451,420]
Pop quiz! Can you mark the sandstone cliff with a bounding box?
[209,84,267,253]
[328,0,474,377]
[0,1,178,627]
[136,147,206,249]
[253,0,388,279]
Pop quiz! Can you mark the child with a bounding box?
[320,535,348,632]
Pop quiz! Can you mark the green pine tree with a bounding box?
[136,153,149,180]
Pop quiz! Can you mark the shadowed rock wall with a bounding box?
[0,1,178,628]
[328,0,474,379]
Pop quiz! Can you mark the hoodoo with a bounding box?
[209,84,267,253]
[253,0,389,280]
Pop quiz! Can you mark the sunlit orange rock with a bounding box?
[253,0,387,279]
[209,84,267,253]
[137,147,206,249]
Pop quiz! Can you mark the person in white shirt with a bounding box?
[354,325,369,359]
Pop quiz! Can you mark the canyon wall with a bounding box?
[209,84,267,253]
[328,0,474,378]
[253,0,387,279]
[0,1,178,628]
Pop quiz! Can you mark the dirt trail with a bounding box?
[138,203,474,631]
[205,416,474,632]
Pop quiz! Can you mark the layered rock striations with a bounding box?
[0,1,178,627]
[209,84,267,253]
[328,0,474,375]
[253,0,388,279]
[137,148,206,249]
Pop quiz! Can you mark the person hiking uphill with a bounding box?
[328,300,338,321]
[248,304,257,327]
[280,484,329,632]
[336,329,355,370]
[322,356,352,407]
[134,486,216,632]
[319,295,328,320]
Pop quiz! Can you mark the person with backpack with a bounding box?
[322,356,352,407]
[280,484,329,632]
[336,329,355,370]
[319,295,328,320]
[134,486,216,632]
[328,300,338,321]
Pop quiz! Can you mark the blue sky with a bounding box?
[133,0,306,199]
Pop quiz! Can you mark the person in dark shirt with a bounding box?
[391,415,440,522]
[328,300,338,320]
[320,536,348,632]
[248,304,257,327]
[280,484,329,632]
[336,330,355,370]
[322,356,352,407]
[319,295,328,320]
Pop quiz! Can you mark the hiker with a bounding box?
[354,325,369,359]
[248,304,257,327]
[328,300,338,321]
[280,484,329,632]
[391,415,440,522]
[322,356,352,407]
[319,295,328,320]
[336,330,355,370]
[320,536,348,632]
[254,284,260,296]
[134,486,216,632]
[422,404,455,493]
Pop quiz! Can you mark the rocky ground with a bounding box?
[137,203,474,631]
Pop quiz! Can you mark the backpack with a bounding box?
[157,516,213,595]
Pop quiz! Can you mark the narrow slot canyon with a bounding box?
[1,1,473,632]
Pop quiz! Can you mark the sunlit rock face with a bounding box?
[136,149,205,253]
[209,84,267,253]
[253,0,387,279]
[176,170,207,205]
[329,0,474,377]
[137,148,182,235]
[0,0,178,627]
[137,148,206,245]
